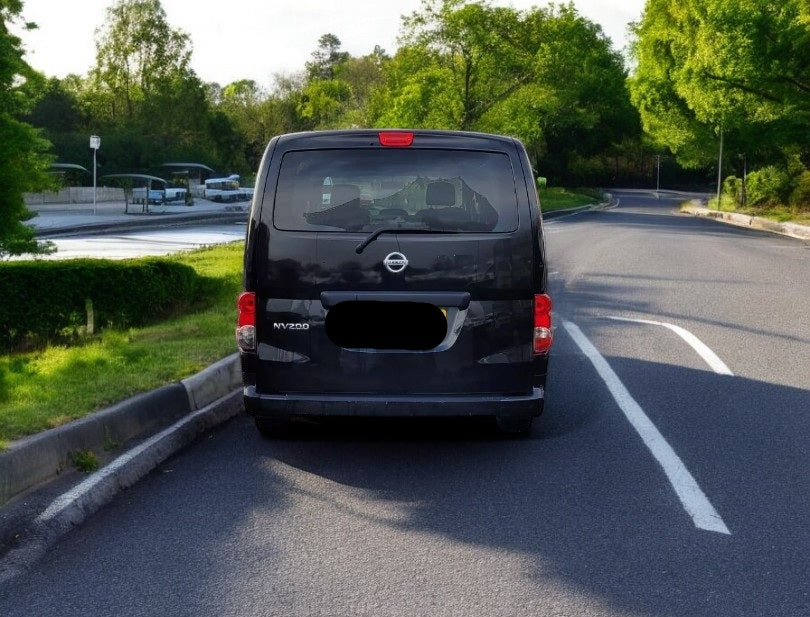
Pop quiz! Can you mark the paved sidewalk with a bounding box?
[27,197,250,237]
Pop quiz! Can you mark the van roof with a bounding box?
[273,129,521,150]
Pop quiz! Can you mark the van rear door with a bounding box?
[252,134,537,399]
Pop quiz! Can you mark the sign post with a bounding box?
[90,135,101,215]
[656,155,661,199]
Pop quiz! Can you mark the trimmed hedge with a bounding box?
[0,258,201,350]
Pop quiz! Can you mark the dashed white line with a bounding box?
[606,316,734,376]
[562,320,731,535]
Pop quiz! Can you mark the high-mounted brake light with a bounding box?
[379,131,414,147]
[236,291,256,351]
[533,293,553,354]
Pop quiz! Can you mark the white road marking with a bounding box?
[37,405,211,524]
[544,198,619,224]
[562,320,731,535]
[606,316,734,376]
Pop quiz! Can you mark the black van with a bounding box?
[237,130,552,436]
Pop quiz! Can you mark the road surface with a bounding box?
[1,191,808,616]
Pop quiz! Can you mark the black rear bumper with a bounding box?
[243,386,544,419]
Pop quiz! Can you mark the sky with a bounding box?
[15,0,646,89]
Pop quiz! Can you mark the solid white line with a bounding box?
[545,198,620,224]
[562,320,731,535]
[606,316,734,376]
[36,406,209,523]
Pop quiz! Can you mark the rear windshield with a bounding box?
[271,149,519,232]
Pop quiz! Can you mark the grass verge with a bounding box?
[0,242,244,447]
[539,187,604,212]
[706,197,810,225]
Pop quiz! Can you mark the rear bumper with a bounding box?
[243,386,544,419]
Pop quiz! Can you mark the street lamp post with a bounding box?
[656,154,661,198]
[90,135,101,215]
[716,126,724,208]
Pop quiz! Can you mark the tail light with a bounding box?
[236,292,256,351]
[533,294,553,354]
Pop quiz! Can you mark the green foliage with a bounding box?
[0,258,201,350]
[306,33,350,81]
[92,0,192,123]
[0,243,243,441]
[71,449,100,473]
[44,0,240,175]
[23,0,649,189]
[629,0,810,168]
[746,166,791,207]
[381,0,535,131]
[722,175,744,207]
[0,0,55,256]
[26,77,84,134]
[298,79,353,128]
[538,187,601,211]
[788,170,810,211]
[373,0,638,184]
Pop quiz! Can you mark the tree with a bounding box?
[514,4,639,183]
[306,33,350,81]
[298,78,352,128]
[74,0,228,174]
[370,44,462,128]
[332,47,389,127]
[91,0,192,123]
[27,77,83,134]
[218,79,273,165]
[0,0,54,257]
[372,0,638,183]
[396,0,537,130]
[629,0,810,169]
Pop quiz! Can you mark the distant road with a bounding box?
[26,222,246,259]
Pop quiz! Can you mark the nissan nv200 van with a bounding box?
[237,130,552,436]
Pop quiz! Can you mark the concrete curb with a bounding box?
[543,195,615,219]
[0,353,242,507]
[543,204,593,219]
[0,388,243,585]
[34,210,248,239]
[681,204,810,241]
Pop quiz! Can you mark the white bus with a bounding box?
[203,174,253,202]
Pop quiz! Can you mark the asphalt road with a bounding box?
[1,191,808,616]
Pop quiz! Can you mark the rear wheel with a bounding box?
[255,417,291,439]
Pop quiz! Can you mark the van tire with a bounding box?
[255,417,291,439]
[495,415,533,436]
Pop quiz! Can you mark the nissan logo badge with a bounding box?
[383,252,408,273]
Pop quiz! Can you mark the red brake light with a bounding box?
[533,294,553,354]
[379,131,414,147]
[236,292,256,351]
[237,292,256,326]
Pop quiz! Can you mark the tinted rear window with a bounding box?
[271,149,518,232]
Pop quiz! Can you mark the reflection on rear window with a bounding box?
[271,149,518,232]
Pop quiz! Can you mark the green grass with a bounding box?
[71,449,100,473]
[705,197,810,225]
[0,242,244,446]
[538,187,603,212]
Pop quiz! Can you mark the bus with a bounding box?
[203,174,253,202]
